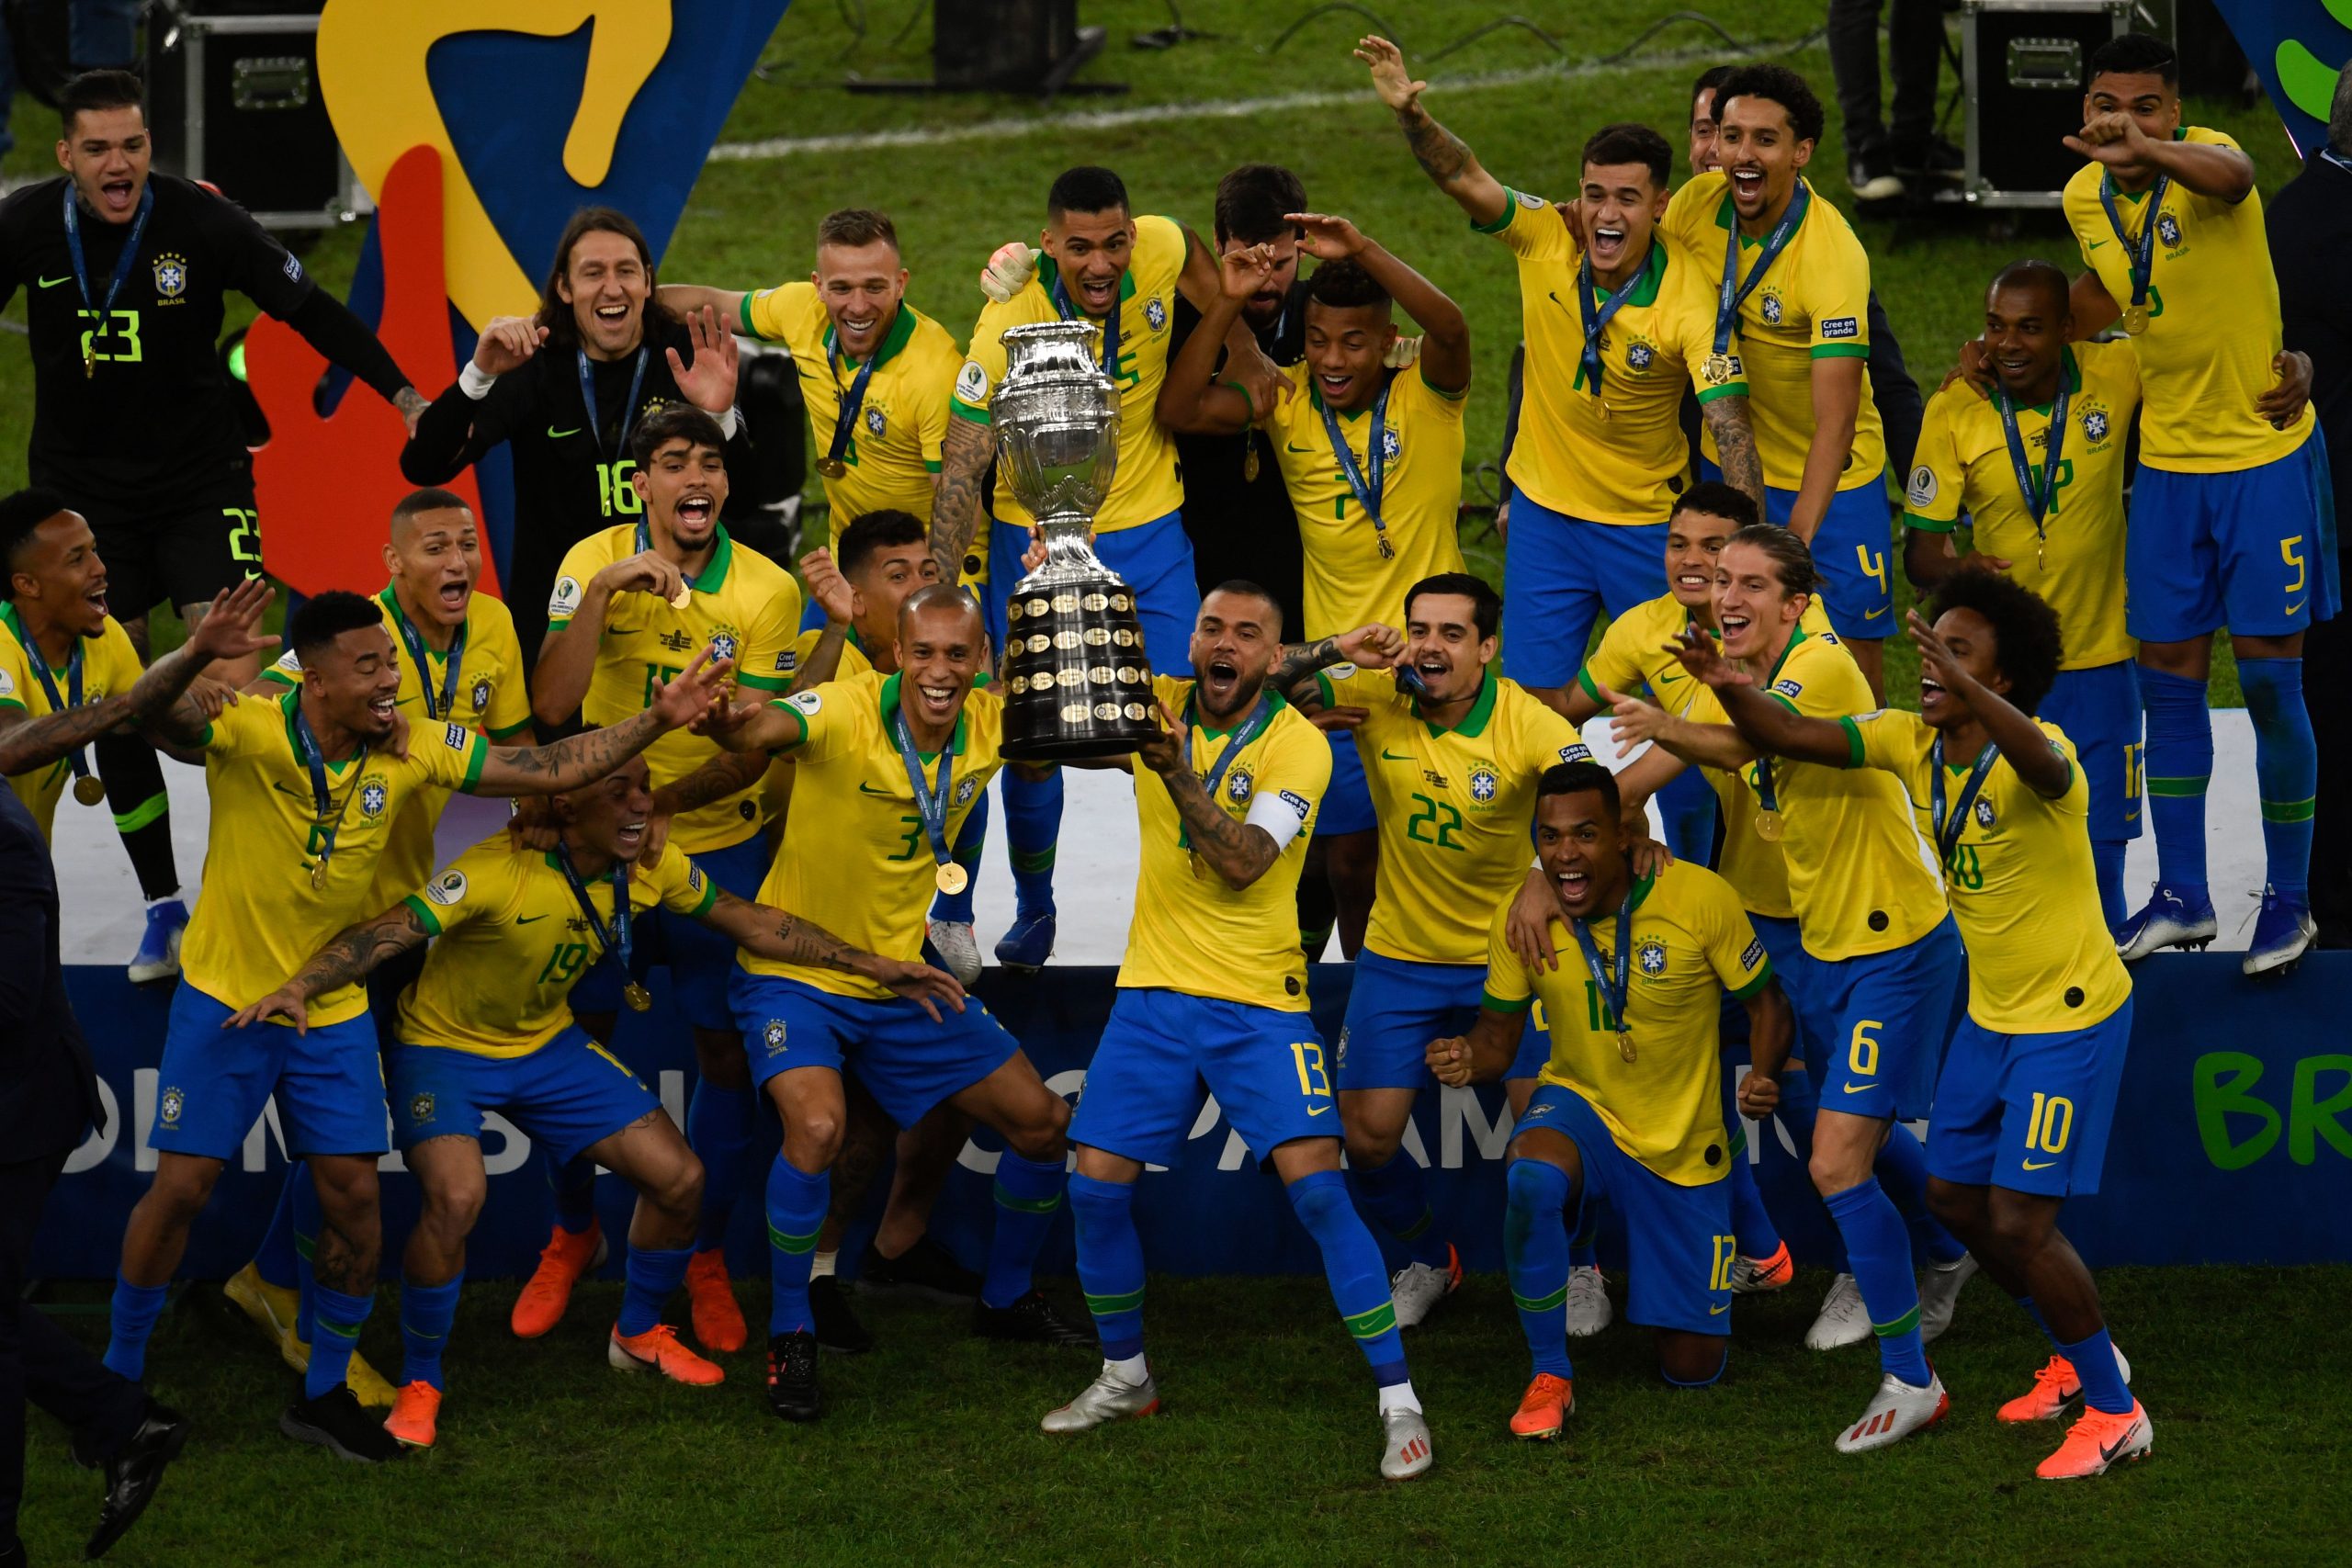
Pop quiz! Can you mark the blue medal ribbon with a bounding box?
[2097,172,2170,313]
[289,703,368,884]
[1576,254,1649,400]
[1713,178,1810,355]
[554,840,635,976]
[1994,371,2070,558]
[575,344,651,459]
[1929,737,2001,866]
[632,521,703,597]
[820,326,884,472]
[1318,379,1396,560]
[888,705,957,872]
[381,590,467,722]
[1567,882,1637,1059]
[1048,275,1121,378]
[62,181,153,374]
[6,607,93,790]
[1177,690,1272,849]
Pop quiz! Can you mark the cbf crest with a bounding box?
[2080,409,2110,444]
[707,628,740,663]
[1636,938,1668,977]
[1973,798,1996,830]
[152,252,188,299]
[762,1020,788,1054]
[2156,213,2183,249]
[409,1093,436,1124]
[864,404,888,438]
[1624,340,1656,372]
[956,774,978,807]
[359,776,389,818]
[1377,428,1403,462]
[1145,297,1167,332]
[471,674,493,712]
[1468,767,1498,804]
[1226,767,1255,804]
[1759,291,1784,327]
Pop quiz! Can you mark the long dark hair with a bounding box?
[535,207,678,352]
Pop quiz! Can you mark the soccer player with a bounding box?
[708,585,1091,1422]
[1658,66,1899,699]
[101,589,729,1461]
[2059,33,2337,974]
[1430,761,1788,1437]
[1286,573,1588,1326]
[528,405,803,1357]
[1905,260,2143,929]
[1359,36,1768,718]
[0,70,428,981]
[402,207,747,666]
[1159,213,1470,957]
[226,753,961,1449]
[1705,576,2149,1479]
[1040,583,1433,1482]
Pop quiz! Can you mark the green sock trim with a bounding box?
[314,1315,363,1342]
[766,1223,819,1255]
[1084,1287,1145,1316]
[1342,1300,1398,1340]
[2145,775,2210,799]
[992,1184,1064,1214]
[2260,795,2317,823]
[1009,846,1057,874]
[1727,1124,1748,1158]
[113,792,169,832]
[402,1326,449,1344]
[1511,1283,1570,1314]
[293,1232,316,1262]
[1872,1305,1922,1338]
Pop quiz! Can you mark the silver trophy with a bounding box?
[992,320,1159,760]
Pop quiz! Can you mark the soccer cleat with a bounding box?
[223,1261,302,1369]
[2036,1399,2152,1479]
[861,1235,981,1301]
[765,1331,821,1422]
[2115,882,2218,960]
[383,1382,441,1449]
[1836,1371,1951,1453]
[976,1291,1097,1347]
[994,910,1057,971]
[1388,1245,1463,1330]
[1805,1273,1873,1351]
[810,1274,873,1354]
[1380,1406,1434,1481]
[127,899,187,985]
[510,1222,606,1339]
[1731,1241,1794,1294]
[1917,1253,1979,1344]
[280,1385,404,1463]
[926,919,984,987]
[610,1324,726,1385]
[1563,1265,1611,1338]
[1041,1363,1160,1433]
[686,1248,748,1353]
[1998,1345,2132,1424]
[342,1347,400,1410]
[2244,886,2318,977]
[1508,1373,1575,1440]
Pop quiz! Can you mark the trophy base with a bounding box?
[999,560,1159,761]
[999,729,1148,762]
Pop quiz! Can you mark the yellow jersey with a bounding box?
[396,835,718,1056]
[1317,663,1589,966]
[546,525,801,853]
[1119,675,1328,1010]
[1475,193,1748,524]
[2062,128,2312,472]
[1660,174,1885,493]
[1842,709,2131,1032]
[1481,860,1770,1184]
[1688,626,1945,960]
[743,284,960,538]
[264,585,534,905]
[951,214,1190,535]
[1261,361,1468,638]
[0,605,144,837]
[747,671,1001,998]
[183,693,488,1022]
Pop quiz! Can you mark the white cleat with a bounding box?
[1835,1371,1951,1453]
[1805,1273,1873,1350]
[1380,1406,1434,1481]
[1917,1253,1979,1345]
[1040,1363,1160,1433]
[926,919,983,987]
[1388,1255,1459,1330]
[1563,1266,1611,1338]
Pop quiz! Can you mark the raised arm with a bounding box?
[2066,115,2254,204]
[648,747,770,821]
[1269,623,1405,694]
[1654,630,1846,766]
[1293,214,1471,396]
[696,889,967,1021]
[930,412,993,582]
[225,902,433,1033]
[657,283,752,330]
[1356,35,1509,226]
[1157,246,1271,435]
[481,650,728,795]
[1136,703,1279,890]
[531,551,690,727]
[1905,608,2072,797]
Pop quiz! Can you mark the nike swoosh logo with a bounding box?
[1379,749,1415,762]
[2288,599,2307,615]
[548,426,582,439]
[36,275,70,288]
[1656,671,1682,685]
[1283,442,1318,454]
[1306,1103,1333,1116]
[2099,1431,2137,1463]
[1710,1302,1731,1314]
[2086,238,2109,250]
[857,781,899,797]
[1841,1083,1874,1094]
[270,781,313,799]
[516,913,548,924]
[2022,1158,2055,1170]
[1863,605,1890,621]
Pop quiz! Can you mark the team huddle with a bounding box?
[3,28,2332,1497]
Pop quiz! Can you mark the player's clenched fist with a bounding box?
[1425,1035,1473,1087]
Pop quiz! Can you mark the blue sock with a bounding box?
[306,1283,375,1400]
[398,1275,462,1391]
[2013,1293,2058,1349]
[2092,840,2129,931]
[929,789,988,925]
[254,1164,304,1290]
[763,1157,829,1337]
[1875,1122,1966,1265]
[1069,1173,1146,1360]
[1823,1178,1929,1385]
[1775,1069,1845,1272]
[2238,657,2317,902]
[688,1082,755,1252]
[1286,1169,1408,1388]
[2139,665,2211,899]
[1350,1153,1449,1269]
[1003,768,1062,917]
[617,1246,693,1337]
[982,1150,1068,1308]
[1503,1158,1576,1380]
[2062,1325,2132,1415]
[104,1274,169,1381]
[1727,1134,1781,1259]
[553,1153,598,1235]
[292,1176,322,1345]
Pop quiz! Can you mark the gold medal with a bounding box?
[1596,400,1611,423]
[83,344,96,378]
[623,981,653,1012]
[73,773,107,807]
[310,858,329,891]
[935,861,968,896]
[1376,535,1396,561]
[1753,808,1785,841]
[669,585,693,611]
[1702,352,1735,387]
[1189,850,1206,881]
[816,457,847,479]
[1616,1029,1637,1065]
[2122,304,2150,336]
[1243,441,1260,483]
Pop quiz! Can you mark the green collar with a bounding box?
[1185,683,1289,739]
[377,583,458,656]
[878,671,968,756]
[1580,868,1657,932]
[1713,177,1812,246]
[2011,346,2083,416]
[1308,370,1397,423]
[1762,623,1810,686]
[279,688,361,772]
[1033,254,1138,320]
[1589,240,1667,308]
[639,520,735,595]
[0,600,84,668]
[825,299,921,371]
[1412,666,1498,739]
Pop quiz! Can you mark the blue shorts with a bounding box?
[1500,496,1666,691]
[574,836,765,1032]
[1928,998,2132,1198]
[1518,1083,1734,1334]
[1792,915,1962,1122]
[1071,987,1335,1165]
[2127,434,2340,642]
[1762,479,1894,639]
[387,1027,659,1168]
[1320,729,1377,836]
[151,985,388,1160]
[1336,951,1486,1091]
[2040,661,2141,844]
[729,967,1020,1128]
[1508,997,1554,1082]
[984,509,1201,677]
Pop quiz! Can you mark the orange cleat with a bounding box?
[686,1249,747,1354]
[1509,1373,1575,1440]
[510,1223,606,1339]
[1731,1241,1795,1294]
[1999,1345,2132,1424]
[2036,1400,2153,1480]
[608,1323,726,1386]
[383,1382,441,1449]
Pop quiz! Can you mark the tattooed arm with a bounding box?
[1269,623,1406,694]
[223,904,433,1032]
[696,889,968,1020]
[649,748,770,818]
[929,415,994,583]
[1159,761,1281,890]
[1701,392,1767,509]
[1356,35,1510,225]
[473,649,727,795]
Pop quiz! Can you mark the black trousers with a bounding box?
[2309,579,2352,942]
[1826,0,1946,151]
[0,1153,144,1547]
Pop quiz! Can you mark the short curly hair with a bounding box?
[1926,571,2065,717]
